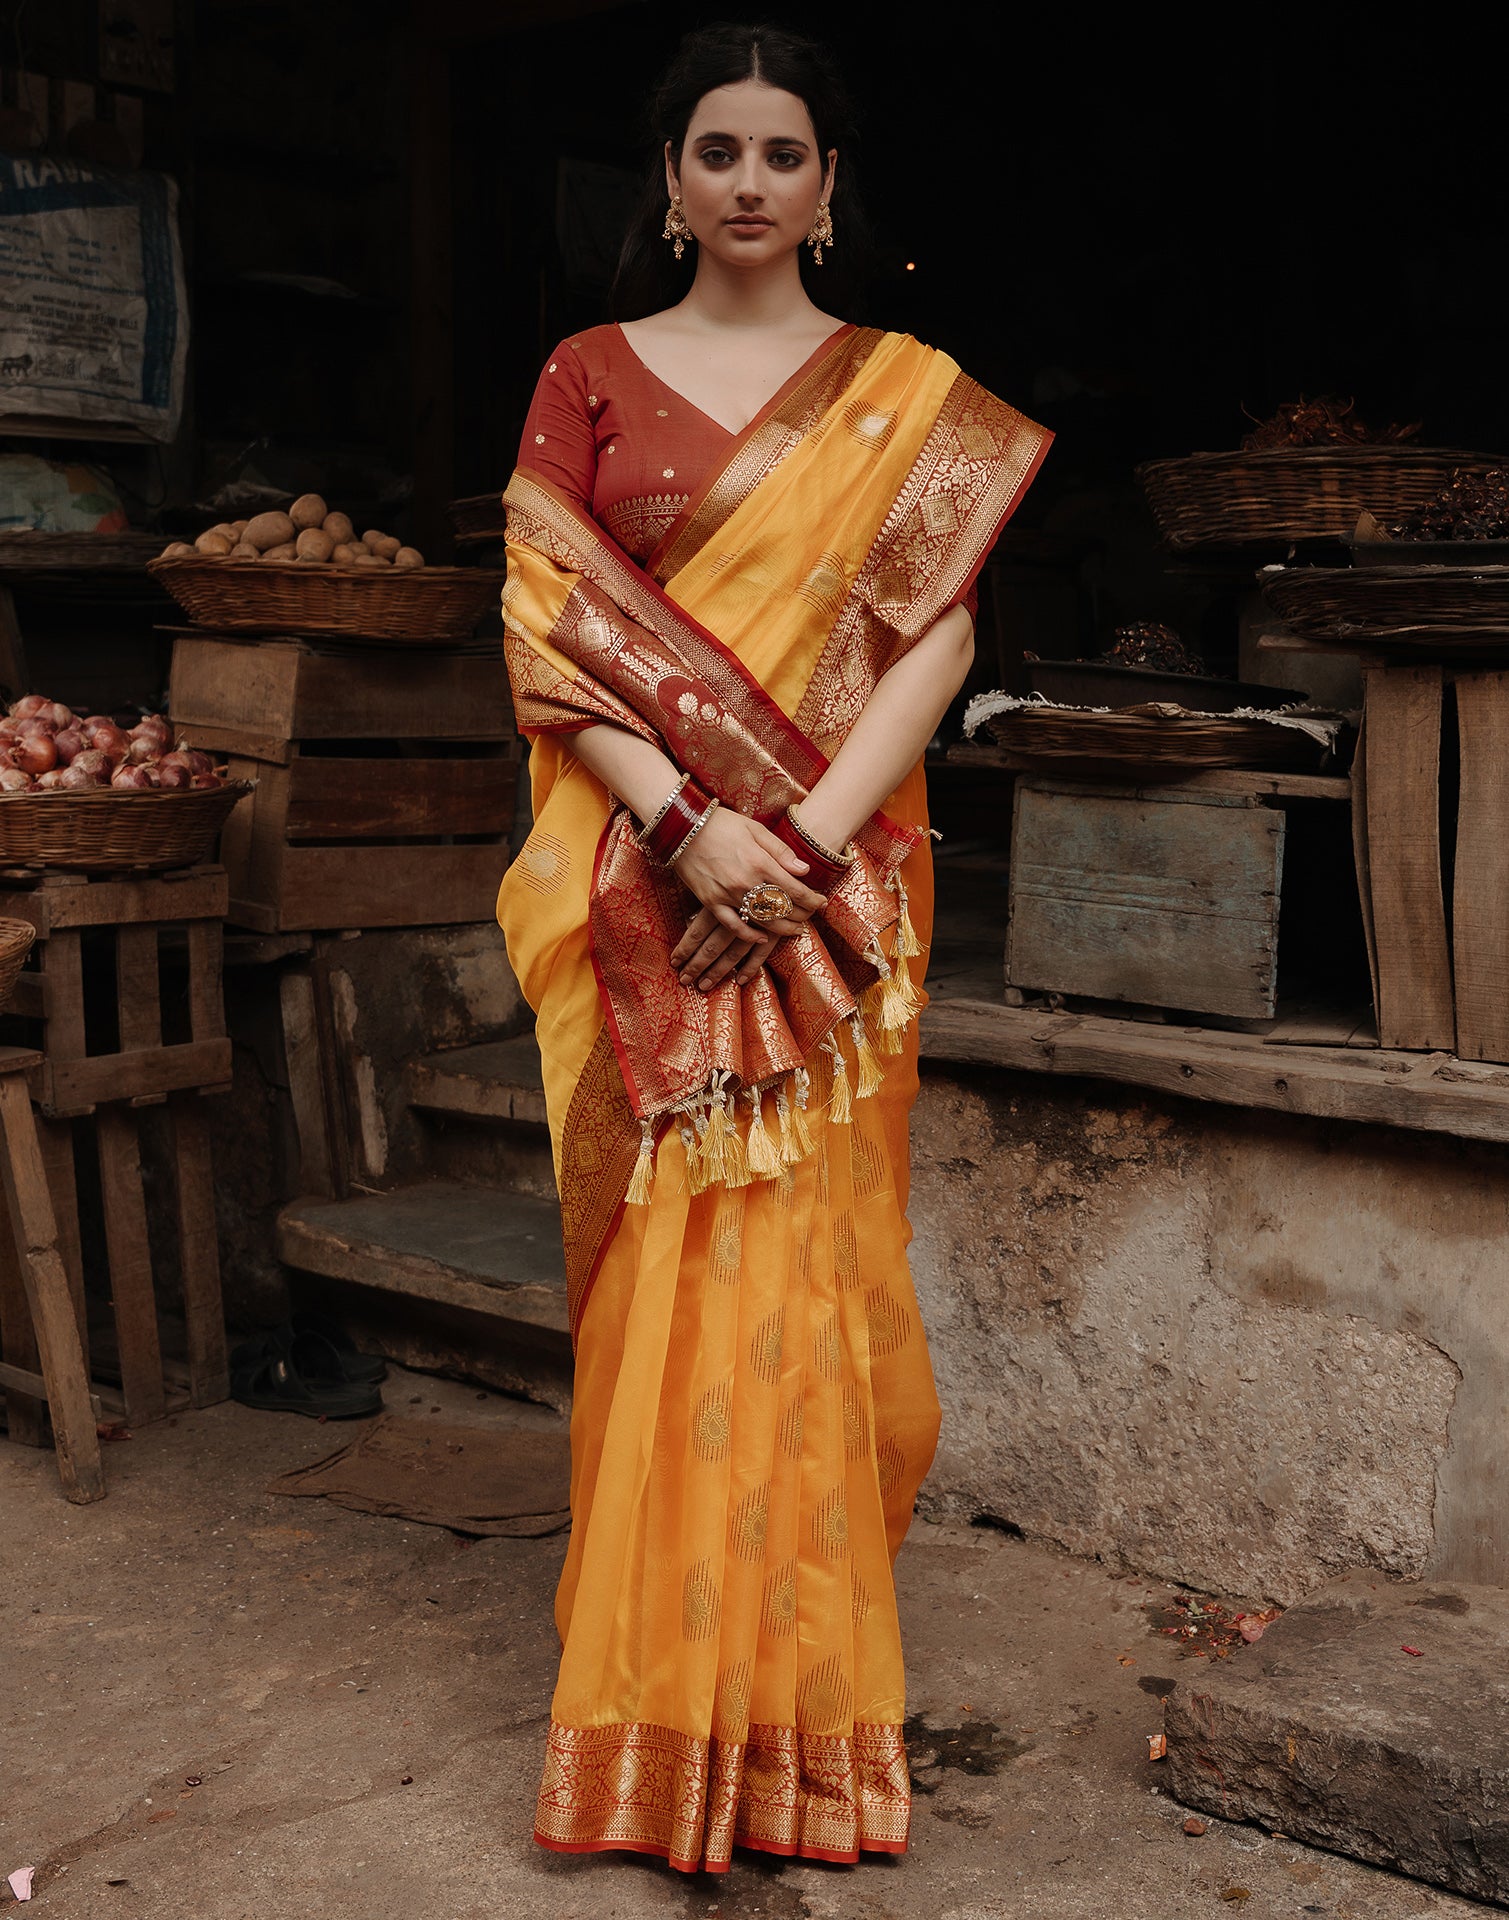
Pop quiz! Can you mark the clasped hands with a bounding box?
[668,806,827,992]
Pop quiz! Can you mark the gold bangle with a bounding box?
[786,803,855,869]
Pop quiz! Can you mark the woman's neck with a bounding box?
[674,251,822,333]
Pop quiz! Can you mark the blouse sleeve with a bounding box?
[517,342,597,511]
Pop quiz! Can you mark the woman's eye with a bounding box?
[770,151,803,168]
[699,147,733,166]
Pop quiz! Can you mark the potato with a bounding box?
[289,492,328,531]
[330,543,361,566]
[194,530,235,557]
[230,520,248,539]
[160,541,196,560]
[245,510,296,552]
[209,521,237,542]
[392,546,424,570]
[228,542,260,561]
[363,530,401,561]
[260,542,298,562]
[353,552,390,567]
[321,511,355,545]
[346,538,370,555]
[296,527,335,562]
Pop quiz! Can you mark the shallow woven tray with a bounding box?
[1136,448,1494,550]
[979,703,1329,775]
[148,559,505,643]
[0,781,251,873]
[0,916,36,1011]
[1260,565,1509,644]
[446,492,507,541]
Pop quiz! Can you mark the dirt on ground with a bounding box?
[1,1370,1482,1920]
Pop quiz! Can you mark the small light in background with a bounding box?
[905,261,916,271]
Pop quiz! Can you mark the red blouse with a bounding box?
[517,321,978,616]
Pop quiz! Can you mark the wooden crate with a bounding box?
[0,866,231,1116]
[1007,778,1286,1020]
[169,634,518,932]
[0,870,231,1427]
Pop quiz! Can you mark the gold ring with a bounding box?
[739,883,793,925]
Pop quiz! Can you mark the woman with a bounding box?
[496,22,1049,1875]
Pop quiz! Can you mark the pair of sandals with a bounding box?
[230,1313,387,1419]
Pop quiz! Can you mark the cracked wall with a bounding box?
[906,1068,1493,1604]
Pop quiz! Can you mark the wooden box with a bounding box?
[1007,778,1286,1020]
[169,635,518,933]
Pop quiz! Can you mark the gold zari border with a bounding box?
[535,1717,910,1871]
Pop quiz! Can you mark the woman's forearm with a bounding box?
[559,724,683,824]
[795,603,975,849]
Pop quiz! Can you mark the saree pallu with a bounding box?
[497,329,1049,1872]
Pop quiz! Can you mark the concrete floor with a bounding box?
[2,1371,1483,1920]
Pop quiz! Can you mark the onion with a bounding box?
[190,771,223,789]
[90,723,131,763]
[111,764,155,790]
[70,748,113,782]
[35,768,67,790]
[13,732,57,775]
[58,762,100,790]
[179,749,216,776]
[0,766,34,792]
[53,726,87,765]
[155,761,191,790]
[46,701,74,729]
[132,714,171,740]
[0,719,19,738]
[9,694,50,720]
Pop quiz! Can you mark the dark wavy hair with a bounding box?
[611,22,871,321]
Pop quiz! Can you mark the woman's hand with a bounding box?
[669,807,826,991]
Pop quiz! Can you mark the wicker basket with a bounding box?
[1136,448,1496,551]
[977,702,1330,776]
[446,493,507,541]
[1260,565,1509,644]
[0,782,252,874]
[148,559,505,643]
[0,916,36,1012]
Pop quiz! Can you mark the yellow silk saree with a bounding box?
[497,327,1049,1871]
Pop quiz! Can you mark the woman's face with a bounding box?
[667,79,836,270]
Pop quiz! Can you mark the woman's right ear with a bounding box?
[664,140,679,201]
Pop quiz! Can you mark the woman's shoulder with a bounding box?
[541,323,621,372]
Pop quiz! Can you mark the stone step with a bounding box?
[277,1180,566,1335]
[1165,1575,1509,1906]
[407,1034,547,1127]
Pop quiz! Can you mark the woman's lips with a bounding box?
[726,217,773,230]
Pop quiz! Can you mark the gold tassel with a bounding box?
[680,1112,709,1195]
[786,1069,815,1161]
[824,1032,853,1124]
[722,1102,752,1187]
[745,1087,782,1179]
[851,1010,883,1100]
[775,1083,798,1164]
[625,1119,656,1206]
[895,876,924,958]
[699,1078,735,1187]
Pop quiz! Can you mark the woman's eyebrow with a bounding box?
[692,131,812,150]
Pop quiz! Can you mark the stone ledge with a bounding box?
[1165,1576,1509,1907]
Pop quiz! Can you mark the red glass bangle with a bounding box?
[642,776,714,865]
[767,810,853,892]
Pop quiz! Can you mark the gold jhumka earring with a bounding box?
[806,202,834,266]
[663,195,692,261]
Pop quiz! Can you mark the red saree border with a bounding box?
[533,1716,912,1875]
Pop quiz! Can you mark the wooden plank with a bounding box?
[36,1116,86,1342]
[4,971,43,1020]
[0,1165,44,1444]
[0,1075,105,1499]
[283,754,516,840]
[0,583,28,698]
[1362,666,1455,1050]
[169,1094,229,1407]
[39,928,86,1064]
[279,968,336,1196]
[0,867,227,932]
[1006,782,1285,1020]
[951,743,1351,802]
[251,843,508,931]
[94,1106,165,1426]
[186,920,226,1042]
[919,997,1509,1145]
[1452,672,1509,1064]
[0,1359,102,1421]
[1350,706,1383,1030]
[170,635,510,741]
[115,926,163,1053]
[38,1039,232,1114]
